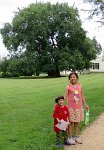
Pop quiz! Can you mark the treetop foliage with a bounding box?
[83,0,104,24]
[0,2,102,77]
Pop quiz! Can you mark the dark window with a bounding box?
[92,63,99,69]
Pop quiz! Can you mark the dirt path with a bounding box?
[65,113,104,150]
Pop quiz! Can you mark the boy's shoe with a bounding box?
[74,136,82,144]
[67,137,76,145]
[64,141,70,145]
[55,143,64,147]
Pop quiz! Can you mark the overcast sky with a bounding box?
[0,0,104,58]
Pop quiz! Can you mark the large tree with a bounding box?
[83,0,104,24]
[0,2,102,77]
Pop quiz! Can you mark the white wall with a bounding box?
[90,57,104,72]
[60,70,71,76]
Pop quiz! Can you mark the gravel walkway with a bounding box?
[65,113,104,150]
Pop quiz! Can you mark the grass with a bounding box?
[0,73,104,150]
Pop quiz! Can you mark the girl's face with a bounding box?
[70,74,78,84]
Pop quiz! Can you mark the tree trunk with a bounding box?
[48,70,61,77]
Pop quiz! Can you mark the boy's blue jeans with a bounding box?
[56,130,68,144]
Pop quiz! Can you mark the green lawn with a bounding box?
[0,73,104,150]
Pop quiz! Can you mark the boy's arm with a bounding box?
[53,107,61,124]
[56,118,61,124]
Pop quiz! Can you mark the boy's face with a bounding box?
[57,99,64,106]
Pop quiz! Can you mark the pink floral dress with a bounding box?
[66,83,84,122]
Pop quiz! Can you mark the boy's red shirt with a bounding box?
[53,105,69,132]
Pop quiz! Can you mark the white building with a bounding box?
[60,70,71,76]
[90,53,104,72]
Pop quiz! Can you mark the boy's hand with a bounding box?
[58,120,61,124]
[57,118,61,124]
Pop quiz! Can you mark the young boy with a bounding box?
[53,96,70,147]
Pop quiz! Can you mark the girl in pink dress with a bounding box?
[64,72,89,144]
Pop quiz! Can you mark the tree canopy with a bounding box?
[0,2,102,77]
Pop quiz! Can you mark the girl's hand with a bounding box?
[67,121,71,125]
[85,104,89,110]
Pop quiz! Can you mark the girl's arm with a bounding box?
[67,117,70,124]
[64,86,68,101]
[81,87,89,110]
